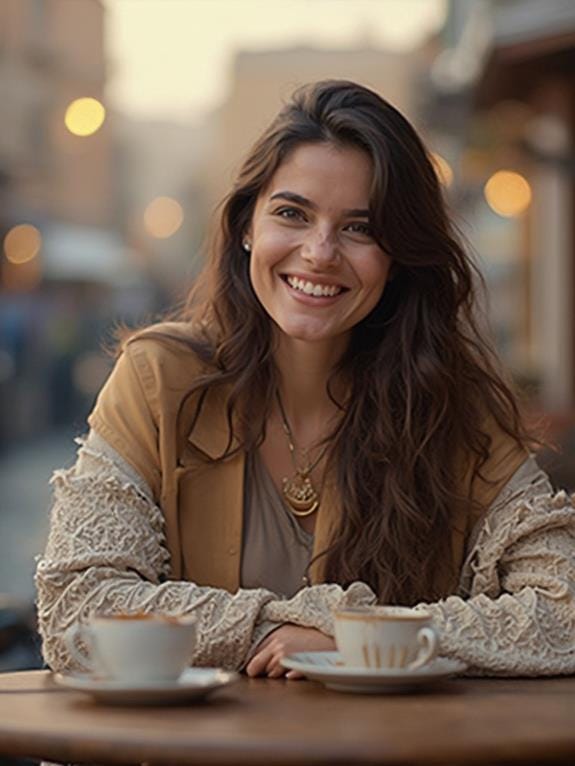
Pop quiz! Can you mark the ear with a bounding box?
[242,224,253,251]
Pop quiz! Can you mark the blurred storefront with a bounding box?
[422,0,575,485]
[471,0,574,413]
[0,224,153,449]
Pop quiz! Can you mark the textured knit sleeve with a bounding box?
[35,432,375,673]
[416,457,575,676]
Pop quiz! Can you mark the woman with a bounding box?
[36,80,575,678]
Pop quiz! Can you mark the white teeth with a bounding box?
[286,276,342,297]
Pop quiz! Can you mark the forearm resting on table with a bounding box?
[35,436,275,672]
[415,463,575,677]
[35,434,376,673]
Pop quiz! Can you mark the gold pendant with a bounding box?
[282,473,319,517]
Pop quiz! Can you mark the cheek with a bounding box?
[255,226,298,258]
[250,230,298,285]
[361,254,393,292]
[248,243,279,296]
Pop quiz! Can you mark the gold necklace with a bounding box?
[276,392,329,517]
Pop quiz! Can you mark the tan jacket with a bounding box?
[88,322,528,596]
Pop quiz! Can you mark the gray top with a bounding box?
[241,450,314,598]
[82,430,313,599]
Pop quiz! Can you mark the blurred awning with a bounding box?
[427,0,575,106]
[474,0,575,107]
[476,36,575,107]
[41,222,131,284]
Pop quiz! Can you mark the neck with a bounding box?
[274,334,348,437]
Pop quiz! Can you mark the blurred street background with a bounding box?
[0,0,574,668]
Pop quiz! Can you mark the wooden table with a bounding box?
[0,670,574,765]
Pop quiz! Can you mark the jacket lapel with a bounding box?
[177,385,244,593]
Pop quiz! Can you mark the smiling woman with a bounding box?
[36,81,575,681]
[247,142,393,346]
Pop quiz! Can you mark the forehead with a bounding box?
[263,142,373,206]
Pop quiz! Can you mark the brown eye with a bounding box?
[345,222,373,237]
[275,206,306,222]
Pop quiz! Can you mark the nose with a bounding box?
[301,228,339,269]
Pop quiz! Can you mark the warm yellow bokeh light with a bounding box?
[484,170,532,218]
[143,196,184,239]
[3,224,42,264]
[431,152,453,187]
[64,97,106,137]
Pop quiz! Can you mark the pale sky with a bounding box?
[104,0,447,122]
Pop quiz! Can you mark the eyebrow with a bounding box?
[269,191,370,218]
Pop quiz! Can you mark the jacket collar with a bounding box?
[186,384,241,459]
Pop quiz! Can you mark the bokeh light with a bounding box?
[431,152,454,187]
[484,170,532,218]
[3,224,42,264]
[143,196,184,239]
[64,97,106,137]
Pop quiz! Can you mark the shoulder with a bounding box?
[121,321,213,399]
[88,321,216,484]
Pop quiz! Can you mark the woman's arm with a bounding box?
[416,457,575,676]
[36,432,374,673]
[35,432,281,673]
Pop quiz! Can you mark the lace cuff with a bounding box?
[260,581,377,635]
[416,458,575,676]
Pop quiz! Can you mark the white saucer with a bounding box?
[53,667,239,705]
[282,651,467,694]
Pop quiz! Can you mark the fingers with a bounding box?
[246,651,302,679]
[246,645,274,677]
[286,670,304,680]
[265,654,287,678]
[246,644,290,678]
[246,624,327,679]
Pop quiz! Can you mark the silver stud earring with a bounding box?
[242,240,251,253]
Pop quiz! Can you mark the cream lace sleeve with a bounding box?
[417,456,575,676]
[35,432,375,673]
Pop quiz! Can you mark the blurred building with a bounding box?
[0,0,114,250]
[0,0,150,447]
[202,46,420,207]
[114,115,211,291]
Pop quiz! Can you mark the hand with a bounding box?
[246,623,336,679]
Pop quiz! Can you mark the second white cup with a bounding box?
[333,606,438,671]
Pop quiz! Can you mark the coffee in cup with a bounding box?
[333,606,438,671]
[63,612,196,684]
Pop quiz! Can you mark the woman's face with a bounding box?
[247,141,392,348]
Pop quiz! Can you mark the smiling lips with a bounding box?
[285,274,345,298]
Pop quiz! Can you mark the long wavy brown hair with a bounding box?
[148,80,533,604]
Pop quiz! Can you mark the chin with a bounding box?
[276,320,341,344]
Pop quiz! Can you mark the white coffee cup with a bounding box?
[63,612,196,684]
[333,606,438,671]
